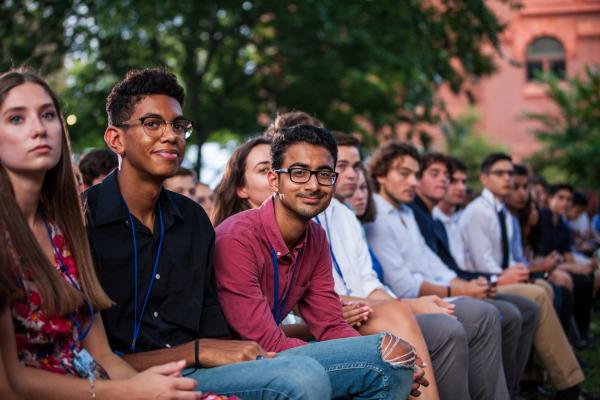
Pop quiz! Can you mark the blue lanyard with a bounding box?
[42,219,94,342]
[314,215,351,294]
[271,247,299,325]
[122,199,165,352]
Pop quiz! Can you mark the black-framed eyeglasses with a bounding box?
[117,116,194,139]
[274,167,338,186]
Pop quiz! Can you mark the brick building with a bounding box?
[440,0,600,161]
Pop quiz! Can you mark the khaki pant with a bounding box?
[498,281,584,390]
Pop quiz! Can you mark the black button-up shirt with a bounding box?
[84,171,229,354]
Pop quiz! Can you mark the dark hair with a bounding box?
[420,152,449,177]
[572,191,588,207]
[446,156,467,176]
[513,164,528,177]
[106,67,185,126]
[480,152,512,173]
[270,125,338,170]
[548,183,574,197]
[211,136,272,226]
[355,164,377,224]
[264,111,324,138]
[78,149,118,187]
[0,68,112,315]
[171,167,197,180]
[368,141,420,192]
[331,131,360,148]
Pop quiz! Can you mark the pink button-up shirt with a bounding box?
[214,197,359,352]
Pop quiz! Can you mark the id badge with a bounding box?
[73,349,110,380]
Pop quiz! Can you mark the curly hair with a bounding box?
[368,141,420,192]
[106,67,185,126]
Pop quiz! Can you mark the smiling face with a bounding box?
[377,155,420,205]
[267,142,335,220]
[237,143,272,208]
[105,94,185,180]
[0,82,63,179]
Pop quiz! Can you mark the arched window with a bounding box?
[526,37,566,81]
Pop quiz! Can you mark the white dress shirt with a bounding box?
[460,188,515,274]
[365,194,457,299]
[433,207,468,270]
[315,198,386,298]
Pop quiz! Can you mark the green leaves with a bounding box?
[526,66,600,188]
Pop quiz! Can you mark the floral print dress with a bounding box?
[10,222,92,376]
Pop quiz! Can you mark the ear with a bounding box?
[236,185,249,199]
[105,126,126,157]
[479,173,487,186]
[267,169,279,193]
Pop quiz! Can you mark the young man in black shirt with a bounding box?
[84,68,334,399]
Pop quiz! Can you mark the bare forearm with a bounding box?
[96,352,138,378]
[418,281,447,298]
[123,341,195,371]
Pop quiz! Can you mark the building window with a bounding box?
[526,37,566,81]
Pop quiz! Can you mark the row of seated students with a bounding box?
[0,65,596,400]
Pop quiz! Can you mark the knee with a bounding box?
[379,332,416,368]
[271,356,331,399]
[500,303,523,331]
[443,316,468,350]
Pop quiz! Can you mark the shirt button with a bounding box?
[155,273,161,280]
[276,251,281,256]
[153,311,159,318]
[165,343,171,348]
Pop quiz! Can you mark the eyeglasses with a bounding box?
[117,116,194,139]
[274,167,338,186]
[488,169,515,177]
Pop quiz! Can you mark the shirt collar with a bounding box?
[92,170,184,229]
[481,188,506,213]
[258,196,308,258]
[433,206,451,223]
[373,193,410,215]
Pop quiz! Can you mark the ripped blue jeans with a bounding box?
[186,333,414,400]
[279,333,415,400]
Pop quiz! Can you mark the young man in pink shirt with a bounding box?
[215,124,421,399]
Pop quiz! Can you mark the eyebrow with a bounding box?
[3,103,55,116]
[254,160,270,168]
[138,112,184,120]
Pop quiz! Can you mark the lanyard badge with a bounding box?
[121,197,165,352]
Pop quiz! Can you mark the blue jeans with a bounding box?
[185,334,414,400]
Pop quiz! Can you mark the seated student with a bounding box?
[78,148,118,191]
[364,141,509,400]
[0,68,204,399]
[530,175,549,209]
[194,182,214,215]
[534,184,596,343]
[459,154,584,399]
[211,136,272,226]
[567,191,596,256]
[408,153,538,398]
[85,68,336,399]
[214,125,418,399]
[164,167,197,200]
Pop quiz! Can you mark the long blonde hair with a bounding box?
[0,68,112,315]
